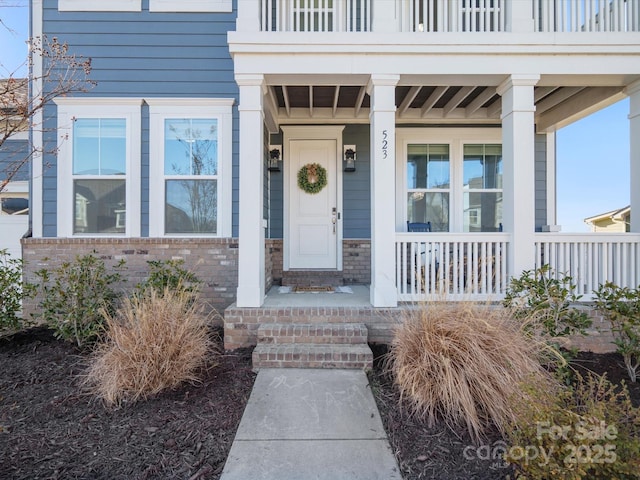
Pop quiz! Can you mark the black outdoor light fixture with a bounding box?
[268,145,282,172]
[344,145,356,172]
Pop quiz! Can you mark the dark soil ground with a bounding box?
[1,328,638,480]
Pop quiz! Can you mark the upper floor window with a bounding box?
[55,99,142,237]
[148,99,233,237]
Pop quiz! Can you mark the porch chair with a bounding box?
[407,221,431,232]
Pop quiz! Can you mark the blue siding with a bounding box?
[343,125,371,239]
[41,0,239,237]
[0,139,29,182]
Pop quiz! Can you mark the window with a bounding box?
[148,100,233,237]
[406,144,450,232]
[397,128,502,233]
[55,99,142,237]
[463,144,503,232]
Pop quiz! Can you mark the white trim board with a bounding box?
[59,0,142,11]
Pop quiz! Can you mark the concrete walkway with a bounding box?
[219,368,402,480]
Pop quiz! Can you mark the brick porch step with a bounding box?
[281,270,344,287]
[257,323,368,345]
[252,343,373,370]
[252,322,373,369]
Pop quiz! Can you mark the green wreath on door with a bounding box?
[297,163,327,194]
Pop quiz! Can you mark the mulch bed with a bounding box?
[0,327,255,480]
[1,328,638,480]
[369,344,640,480]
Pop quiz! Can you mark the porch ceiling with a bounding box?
[264,82,627,132]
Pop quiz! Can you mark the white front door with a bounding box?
[288,139,338,269]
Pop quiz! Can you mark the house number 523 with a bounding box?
[382,130,388,159]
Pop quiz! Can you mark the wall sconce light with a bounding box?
[344,145,356,172]
[268,145,282,172]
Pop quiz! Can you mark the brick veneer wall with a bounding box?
[266,239,371,286]
[21,238,239,321]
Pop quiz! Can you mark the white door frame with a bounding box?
[282,125,345,271]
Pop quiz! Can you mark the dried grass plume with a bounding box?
[83,287,217,407]
[387,302,559,444]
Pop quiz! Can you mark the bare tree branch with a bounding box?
[1,35,96,192]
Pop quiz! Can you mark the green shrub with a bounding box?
[387,302,558,444]
[504,265,592,340]
[134,259,200,297]
[34,253,125,348]
[0,249,34,331]
[505,372,640,479]
[593,282,640,383]
[83,287,215,407]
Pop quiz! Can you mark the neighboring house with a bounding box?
[23,1,640,350]
[0,78,29,260]
[585,206,631,232]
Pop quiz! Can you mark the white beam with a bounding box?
[465,87,496,116]
[354,86,367,117]
[282,85,291,117]
[535,87,585,114]
[398,86,421,117]
[536,87,626,132]
[443,86,475,117]
[332,86,340,117]
[534,86,558,103]
[421,86,448,117]
[486,98,502,118]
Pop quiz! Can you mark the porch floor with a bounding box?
[263,285,372,307]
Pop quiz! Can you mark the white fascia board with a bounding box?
[59,0,141,11]
[149,0,232,12]
[1,181,29,194]
[7,131,28,141]
[145,98,235,107]
[53,97,144,106]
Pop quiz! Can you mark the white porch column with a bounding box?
[628,80,640,233]
[236,0,260,32]
[236,74,266,307]
[507,0,535,32]
[497,74,539,277]
[368,74,399,307]
[371,1,398,32]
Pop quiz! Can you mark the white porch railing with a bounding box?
[534,0,640,32]
[535,233,640,299]
[260,0,372,32]
[255,0,638,33]
[400,0,508,32]
[396,233,510,301]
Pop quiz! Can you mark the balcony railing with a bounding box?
[535,0,640,32]
[255,0,639,33]
[535,233,640,299]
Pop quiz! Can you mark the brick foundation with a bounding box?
[21,238,240,320]
[266,239,371,286]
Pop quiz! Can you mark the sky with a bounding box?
[0,2,631,233]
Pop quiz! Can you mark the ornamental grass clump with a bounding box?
[84,287,216,407]
[387,302,559,444]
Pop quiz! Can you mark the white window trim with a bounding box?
[149,0,232,12]
[396,127,502,233]
[148,98,234,238]
[59,0,141,11]
[54,98,143,237]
